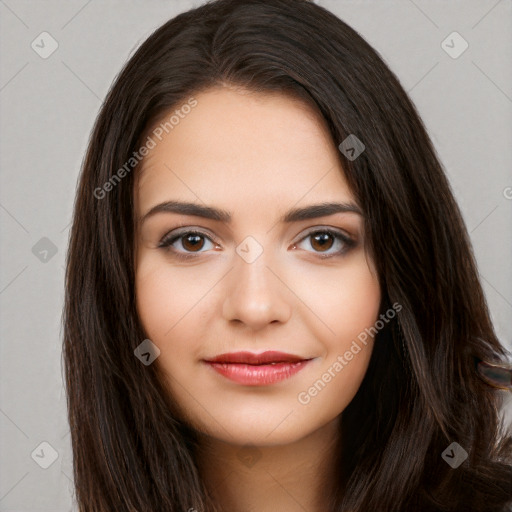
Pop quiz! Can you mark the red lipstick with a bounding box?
[203,351,312,386]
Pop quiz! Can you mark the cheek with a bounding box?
[135,255,218,389]
[294,260,381,414]
[297,254,381,348]
[135,255,209,340]
[335,268,381,338]
[135,263,171,340]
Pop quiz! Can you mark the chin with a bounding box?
[190,407,327,448]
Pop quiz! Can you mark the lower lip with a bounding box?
[205,360,311,385]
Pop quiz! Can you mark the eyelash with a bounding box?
[157,227,356,261]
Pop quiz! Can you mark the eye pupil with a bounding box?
[182,234,204,251]
[311,232,334,252]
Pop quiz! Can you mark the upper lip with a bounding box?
[204,351,309,365]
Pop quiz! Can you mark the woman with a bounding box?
[62,0,512,510]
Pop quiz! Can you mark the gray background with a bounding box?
[1,0,511,510]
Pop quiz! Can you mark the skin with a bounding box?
[134,86,381,512]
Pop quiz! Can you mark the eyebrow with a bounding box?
[139,200,363,226]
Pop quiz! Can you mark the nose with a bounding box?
[222,251,292,331]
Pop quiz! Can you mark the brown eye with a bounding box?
[310,232,335,252]
[158,230,216,259]
[181,233,206,252]
[294,228,356,258]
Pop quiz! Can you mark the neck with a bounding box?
[196,416,342,512]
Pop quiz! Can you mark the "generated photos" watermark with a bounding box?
[94,97,198,200]
[297,302,402,405]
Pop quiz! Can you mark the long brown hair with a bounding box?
[62,0,512,510]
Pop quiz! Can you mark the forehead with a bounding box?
[134,87,355,215]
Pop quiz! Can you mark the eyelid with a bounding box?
[158,224,356,258]
[158,227,218,248]
[160,224,354,243]
[294,225,354,243]
[292,226,356,258]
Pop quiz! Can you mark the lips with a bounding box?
[203,351,313,386]
[205,351,306,365]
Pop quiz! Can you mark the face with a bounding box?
[134,86,381,447]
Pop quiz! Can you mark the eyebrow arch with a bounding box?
[139,200,363,226]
